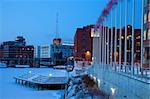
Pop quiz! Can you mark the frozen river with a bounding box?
[0,68,68,99]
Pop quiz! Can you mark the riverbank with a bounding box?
[0,68,67,99]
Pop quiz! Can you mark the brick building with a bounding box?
[93,25,142,66]
[74,25,94,61]
[0,36,34,66]
[1,36,34,59]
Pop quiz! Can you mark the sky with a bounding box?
[0,0,142,45]
[0,0,106,45]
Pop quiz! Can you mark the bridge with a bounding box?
[89,0,150,99]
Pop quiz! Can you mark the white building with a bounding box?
[34,45,51,58]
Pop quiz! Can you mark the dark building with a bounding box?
[0,36,34,66]
[74,25,94,61]
[0,44,3,58]
[1,36,34,59]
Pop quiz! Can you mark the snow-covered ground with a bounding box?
[0,68,68,99]
[0,63,7,68]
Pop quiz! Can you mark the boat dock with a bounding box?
[13,73,68,90]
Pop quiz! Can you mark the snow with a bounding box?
[67,75,107,99]
[16,65,30,68]
[0,63,7,68]
[0,68,68,99]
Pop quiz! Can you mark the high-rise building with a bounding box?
[143,0,150,68]
[74,25,94,61]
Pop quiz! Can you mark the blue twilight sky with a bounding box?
[0,0,142,45]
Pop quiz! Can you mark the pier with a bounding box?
[14,73,68,90]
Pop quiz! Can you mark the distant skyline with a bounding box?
[0,0,142,45]
[0,0,106,45]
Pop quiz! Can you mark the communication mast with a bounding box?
[56,12,59,38]
[53,12,62,45]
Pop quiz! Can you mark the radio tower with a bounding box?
[56,12,59,38]
[53,12,62,45]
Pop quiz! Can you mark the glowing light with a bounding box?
[86,51,90,55]
[97,79,101,84]
[111,87,116,96]
[93,76,96,82]
[29,71,32,74]
[121,36,124,39]
[85,51,91,61]
[49,74,52,77]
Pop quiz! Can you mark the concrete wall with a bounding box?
[88,64,150,99]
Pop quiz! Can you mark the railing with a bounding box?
[92,0,149,80]
[88,63,150,99]
[89,63,150,83]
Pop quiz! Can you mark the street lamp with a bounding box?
[48,74,52,77]
[29,71,32,74]
[111,87,116,97]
